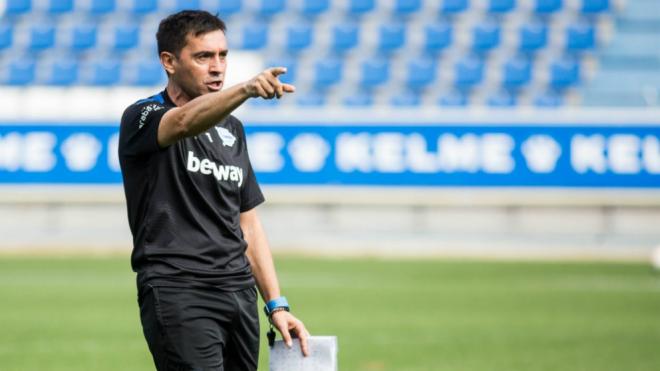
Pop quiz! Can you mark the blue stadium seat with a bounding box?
[472,20,501,52]
[5,0,32,15]
[348,0,375,14]
[70,24,98,51]
[566,22,595,51]
[84,59,121,86]
[267,58,296,84]
[217,0,242,16]
[301,0,329,16]
[297,92,326,106]
[48,0,74,14]
[130,0,158,15]
[332,22,359,52]
[581,0,609,13]
[502,56,532,88]
[454,56,484,88]
[550,57,580,88]
[29,23,56,51]
[534,0,562,13]
[4,58,36,85]
[378,23,406,52]
[113,23,140,51]
[391,91,421,106]
[89,0,116,15]
[286,24,313,52]
[488,0,515,13]
[314,59,342,87]
[343,91,374,106]
[0,24,13,50]
[487,90,517,107]
[424,22,452,53]
[241,22,268,50]
[171,0,201,12]
[394,0,422,15]
[129,60,166,86]
[441,0,468,14]
[519,22,547,51]
[258,0,286,16]
[438,91,469,106]
[45,59,79,86]
[406,58,436,89]
[534,91,564,107]
[360,59,390,87]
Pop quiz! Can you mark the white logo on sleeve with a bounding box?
[139,104,164,129]
[186,151,243,186]
[215,127,236,147]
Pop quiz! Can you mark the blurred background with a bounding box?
[1,1,659,370]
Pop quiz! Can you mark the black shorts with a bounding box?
[138,284,260,371]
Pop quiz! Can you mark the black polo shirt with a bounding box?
[119,90,264,290]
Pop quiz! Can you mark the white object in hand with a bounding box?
[270,336,338,371]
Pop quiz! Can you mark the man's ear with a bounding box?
[160,52,176,75]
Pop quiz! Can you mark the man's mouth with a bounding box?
[207,81,223,91]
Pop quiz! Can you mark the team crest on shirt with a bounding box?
[215,127,236,147]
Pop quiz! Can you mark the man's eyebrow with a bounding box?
[192,49,228,57]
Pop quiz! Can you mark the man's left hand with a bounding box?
[270,311,310,357]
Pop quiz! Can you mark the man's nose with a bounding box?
[209,56,224,74]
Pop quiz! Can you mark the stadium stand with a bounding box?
[0,0,657,107]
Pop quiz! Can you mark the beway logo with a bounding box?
[186,151,243,186]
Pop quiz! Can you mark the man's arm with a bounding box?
[240,208,310,356]
[158,67,294,147]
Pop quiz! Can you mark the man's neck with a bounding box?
[165,81,193,107]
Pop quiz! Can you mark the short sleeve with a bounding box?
[236,118,265,212]
[119,100,172,157]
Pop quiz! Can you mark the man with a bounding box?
[118,10,309,371]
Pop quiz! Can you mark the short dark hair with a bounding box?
[156,10,226,56]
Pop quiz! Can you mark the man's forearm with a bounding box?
[241,209,281,302]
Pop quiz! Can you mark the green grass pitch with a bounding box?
[0,255,659,371]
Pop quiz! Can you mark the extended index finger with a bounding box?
[269,67,288,77]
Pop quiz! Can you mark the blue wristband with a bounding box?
[264,296,289,316]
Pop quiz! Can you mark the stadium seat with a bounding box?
[241,22,268,50]
[47,0,74,14]
[534,0,562,14]
[454,56,484,88]
[566,22,595,51]
[171,0,202,12]
[343,91,374,106]
[581,0,609,13]
[301,0,329,16]
[360,58,390,87]
[5,58,36,85]
[70,24,98,51]
[45,58,79,86]
[258,0,286,16]
[534,91,564,107]
[488,0,515,13]
[406,58,437,89]
[378,23,406,52]
[487,90,517,107]
[5,0,32,15]
[424,22,452,53]
[217,0,242,16]
[391,91,421,106]
[113,23,140,51]
[519,22,548,51]
[297,92,326,106]
[0,24,13,50]
[394,0,422,15]
[332,22,359,52]
[314,59,342,88]
[88,0,116,15]
[348,0,375,15]
[502,56,532,87]
[29,23,56,51]
[438,91,469,106]
[130,0,158,15]
[472,20,501,52]
[441,0,468,14]
[549,57,580,88]
[127,60,166,86]
[267,57,296,84]
[286,23,313,52]
[84,59,121,86]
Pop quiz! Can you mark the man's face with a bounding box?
[167,29,228,100]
